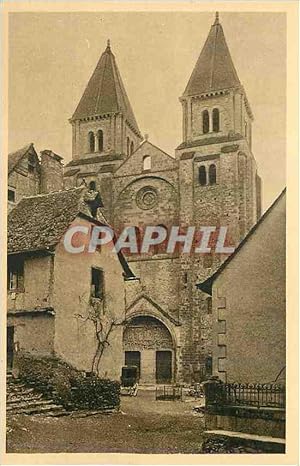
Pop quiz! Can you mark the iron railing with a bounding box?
[207,382,285,409]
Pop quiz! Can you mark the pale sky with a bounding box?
[8,12,286,210]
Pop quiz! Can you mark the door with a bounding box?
[7,326,14,371]
[125,351,141,380]
[156,350,172,384]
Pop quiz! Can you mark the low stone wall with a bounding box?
[205,406,285,439]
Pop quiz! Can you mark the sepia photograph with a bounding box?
[1,2,298,463]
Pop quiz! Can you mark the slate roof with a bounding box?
[196,188,286,295]
[7,187,107,254]
[72,42,142,138]
[8,143,37,175]
[183,14,241,96]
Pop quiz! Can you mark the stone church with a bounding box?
[62,13,262,384]
[8,14,262,384]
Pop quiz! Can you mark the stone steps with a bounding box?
[6,375,68,417]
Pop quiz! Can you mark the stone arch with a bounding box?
[116,175,177,199]
[123,314,176,384]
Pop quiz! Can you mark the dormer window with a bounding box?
[202,110,209,134]
[88,132,95,153]
[143,155,151,171]
[97,130,103,152]
[130,141,134,155]
[212,108,220,132]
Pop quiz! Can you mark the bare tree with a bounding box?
[75,292,125,376]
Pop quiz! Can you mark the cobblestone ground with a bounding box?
[6,390,205,454]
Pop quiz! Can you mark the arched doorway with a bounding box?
[123,316,174,384]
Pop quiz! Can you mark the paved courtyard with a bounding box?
[6,390,205,454]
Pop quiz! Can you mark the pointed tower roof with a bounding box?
[183,13,241,96]
[72,40,141,137]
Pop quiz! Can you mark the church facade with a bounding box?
[62,14,261,384]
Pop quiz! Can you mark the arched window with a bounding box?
[202,110,209,134]
[127,137,130,156]
[89,181,96,191]
[97,130,103,152]
[209,164,217,185]
[88,131,95,153]
[212,108,220,132]
[130,141,134,155]
[199,166,207,186]
[143,155,151,171]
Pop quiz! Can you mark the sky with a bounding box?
[8,12,286,210]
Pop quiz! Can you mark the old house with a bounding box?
[62,13,261,383]
[7,186,134,380]
[197,189,286,383]
[8,144,64,212]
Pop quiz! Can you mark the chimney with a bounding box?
[40,150,64,193]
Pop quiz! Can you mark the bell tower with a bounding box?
[177,13,261,243]
[70,40,142,161]
[176,13,262,381]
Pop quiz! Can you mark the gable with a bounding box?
[8,143,40,176]
[126,294,180,326]
[115,140,178,177]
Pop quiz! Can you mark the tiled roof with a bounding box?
[7,187,107,254]
[8,143,37,175]
[72,42,142,138]
[183,15,241,96]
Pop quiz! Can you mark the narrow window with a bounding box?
[207,297,212,314]
[89,181,96,191]
[212,108,220,132]
[127,137,130,156]
[130,141,134,155]
[244,120,248,138]
[209,164,217,185]
[97,130,103,152]
[7,257,24,291]
[8,189,15,203]
[88,132,95,153]
[198,166,207,186]
[143,155,151,171]
[202,110,209,134]
[28,154,35,173]
[91,268,104,299]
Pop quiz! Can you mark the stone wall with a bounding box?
[7,313,55,357]
[212,192,286,383]
[7,255,53,312]
[40,150,64,194]
[53,215,126,380]
[71,114,141,159]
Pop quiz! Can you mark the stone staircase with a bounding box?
[6,373,68,417]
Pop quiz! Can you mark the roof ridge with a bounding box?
[18,186,84,201]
